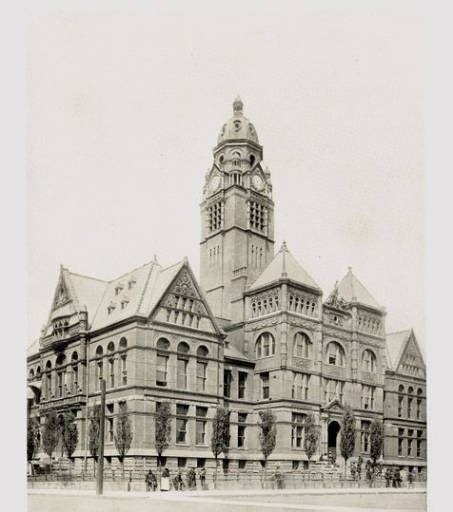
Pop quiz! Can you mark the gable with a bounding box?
[396,334,426,379]
[151,266,219,334]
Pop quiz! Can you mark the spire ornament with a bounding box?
[233,96,243,114]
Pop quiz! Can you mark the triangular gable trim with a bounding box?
[395,330,426,374]
[149,260,225,338]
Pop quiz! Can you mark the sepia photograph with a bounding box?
[7,0,445,510]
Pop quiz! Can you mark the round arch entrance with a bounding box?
[327,420,341,461]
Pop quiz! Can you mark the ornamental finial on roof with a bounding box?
[281,241,288,252]
[348,266,352,273]
[233,96,243,114]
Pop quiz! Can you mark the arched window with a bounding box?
[416,388,423,419]
[196,345,209,358]
[196,346,209,392]
[107,341,115,353]
[156,337,170,387]
[177,341,190,355]
[71,352,79,394]
[398,384,405,418]
[230,171,243,186]
[55,354,66,398]
[157,338,170,351]
[36,366,41,377]
[119,337,128,350]
[293,332,312,359]
[326,342,345,367]
[45,361,52,398]
[29,368,35,380]
[219,154,224,164]
[250,154,255,166]
[362,349,377,372]
[407,387,414,418]
[177,342,190,389]
[255,332,275,359]
[95,346,103,390]
[232,150,241,167]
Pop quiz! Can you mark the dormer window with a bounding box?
[121,298,129,310]
[107,302,116,315]
[115,283,124,296]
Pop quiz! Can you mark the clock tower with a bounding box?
[200,97,275,323]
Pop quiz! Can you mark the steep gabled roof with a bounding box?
[334,267,381,310]
[248,242,321,293]
[90,260,160,331]
[386,329,412,371]
[386,328,426,376]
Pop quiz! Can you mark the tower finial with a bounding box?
[233,96,243,114]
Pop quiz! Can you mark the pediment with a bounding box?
[396,333,426,379]
[322,398,345,413]
[151,264,222,336]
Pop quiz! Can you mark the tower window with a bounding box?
[230,172,243,186]
[249,201,266,232]
[208,202,223,232]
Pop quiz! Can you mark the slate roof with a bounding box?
[334,267,381,310]
[386,330,412,370]
[45,259,189,333]
[248,242,321,293]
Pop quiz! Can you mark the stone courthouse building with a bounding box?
[27,98,426,476]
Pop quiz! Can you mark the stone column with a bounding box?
[320,414,329,456]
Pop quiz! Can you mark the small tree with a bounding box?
[369,419,384,466]
[88,405,101,475]
[340,406,356,476]
[41,411,59,460]
[303,413,319,469]
[258,409,276,486]
[61,412,79,476]
[211,406,230,483]
[155,402,171,472]
[114,402,133,476]
[62,412,79,458]
[27,416,40,471]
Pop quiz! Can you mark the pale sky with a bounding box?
[27,1,425,347]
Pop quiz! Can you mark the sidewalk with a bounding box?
[28,486,426,499]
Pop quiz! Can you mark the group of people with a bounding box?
[145,466,207,492]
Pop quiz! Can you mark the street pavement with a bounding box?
[28,487,426,512]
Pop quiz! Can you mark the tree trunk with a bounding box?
[344,458,347,477]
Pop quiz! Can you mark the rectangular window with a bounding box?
[177,358,188,389]
[177,457,187,468]
[398,396,403,418]
[121,355,127,385]
[224,370,232,398]
[408,429,414,457]
[196,406,207,445]
[249,201,266,232]
[398,428,405,456]
[237,413,247,448]
[156,354,168,386]
[57,372,63,397]
[109,359,115,388]
[73,365,78,393]
[324,378,344,403]
[361,421,371,453]
[407,397,413,418]
[208,202,223,232]
[261,372,270,399]
[107,417,114,442]
[176,404,189,444]
[416,399,422,419]
[238,460,247,470]
[292,461,299,470]
[362,385,375,410]
[291,413,304,448]
[196,361,207,392]
[238,372,247,399]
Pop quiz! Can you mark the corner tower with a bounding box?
[200,97,275,323]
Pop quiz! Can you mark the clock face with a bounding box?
[210,176,221,192]
[252,175,264,191]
